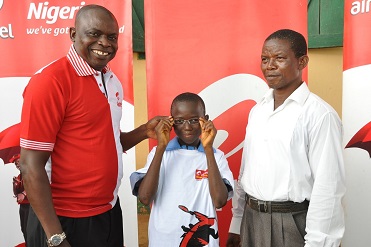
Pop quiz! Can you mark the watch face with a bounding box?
[51,235,62,245]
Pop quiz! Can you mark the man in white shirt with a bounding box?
[227,29,345,247]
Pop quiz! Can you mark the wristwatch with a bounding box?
[47,232,66,246]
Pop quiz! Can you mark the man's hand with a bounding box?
[155,117,173,148]
[59,239,71,247]
[226,233,241,247]
[199,117,216,149]
[145,116,171,139]
[16,192,26,203]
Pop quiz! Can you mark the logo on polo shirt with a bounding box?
[115,92,122,107]
[0,0,4,10]
[195,169,208,180]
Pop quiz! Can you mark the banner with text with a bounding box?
[342,1,371,246]
[0,1,137,246]
[145,0,307,245]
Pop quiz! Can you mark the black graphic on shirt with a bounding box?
[178,205,218,247]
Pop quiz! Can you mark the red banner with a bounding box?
[0,0,133,103]
[145,0,307,245]
[342,1,371,246]
[0,1,135,246]
[343,0,371,71]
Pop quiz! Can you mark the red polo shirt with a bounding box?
[20,46,124,217]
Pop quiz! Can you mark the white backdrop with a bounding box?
[342,65,371,247]
[342,0,371,246]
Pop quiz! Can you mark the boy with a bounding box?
[130,92,234,246]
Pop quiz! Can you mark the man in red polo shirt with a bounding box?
[19,5,163,247]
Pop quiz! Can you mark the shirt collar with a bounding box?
[287,82,310,106]
[66,45,111,76]
[165,137,216,153]
[261,82,310,106]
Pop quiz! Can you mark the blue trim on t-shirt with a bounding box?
[165,137,216,153]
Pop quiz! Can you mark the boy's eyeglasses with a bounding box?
[173,118,200,125]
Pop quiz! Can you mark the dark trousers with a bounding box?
[240,202,307,247]
[19,203,30,246]
[26,200,124,247]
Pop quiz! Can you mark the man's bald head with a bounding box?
[75,5,118,27]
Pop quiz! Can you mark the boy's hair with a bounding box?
[171,92,206,115]
[265,29,307,58]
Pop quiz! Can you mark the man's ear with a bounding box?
[69,27,76,42]
[298,55,309,70]
[205,114,209,120]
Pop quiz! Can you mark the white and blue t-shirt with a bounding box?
[130,137,234,247]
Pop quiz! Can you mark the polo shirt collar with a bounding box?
[66,45,111,76]
[165,137,216,153]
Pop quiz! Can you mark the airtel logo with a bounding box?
[0,0,14,39]
[199,74,268,158]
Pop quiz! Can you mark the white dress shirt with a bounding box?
[229,83,345,247]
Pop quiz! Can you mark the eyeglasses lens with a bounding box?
[173,118,199,125]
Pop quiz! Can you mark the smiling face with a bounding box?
[261,38,308,93]
[171,100,205,147]
[70,6,119,71]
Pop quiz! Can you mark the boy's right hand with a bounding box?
[155,117,173,148]
[145,116,170,140]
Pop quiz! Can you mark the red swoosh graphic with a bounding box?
[346,121,371,157]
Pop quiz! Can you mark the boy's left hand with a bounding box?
[199,117,217,148]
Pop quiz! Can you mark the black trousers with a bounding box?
[26,200,123,247]
[19,203,30,246]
